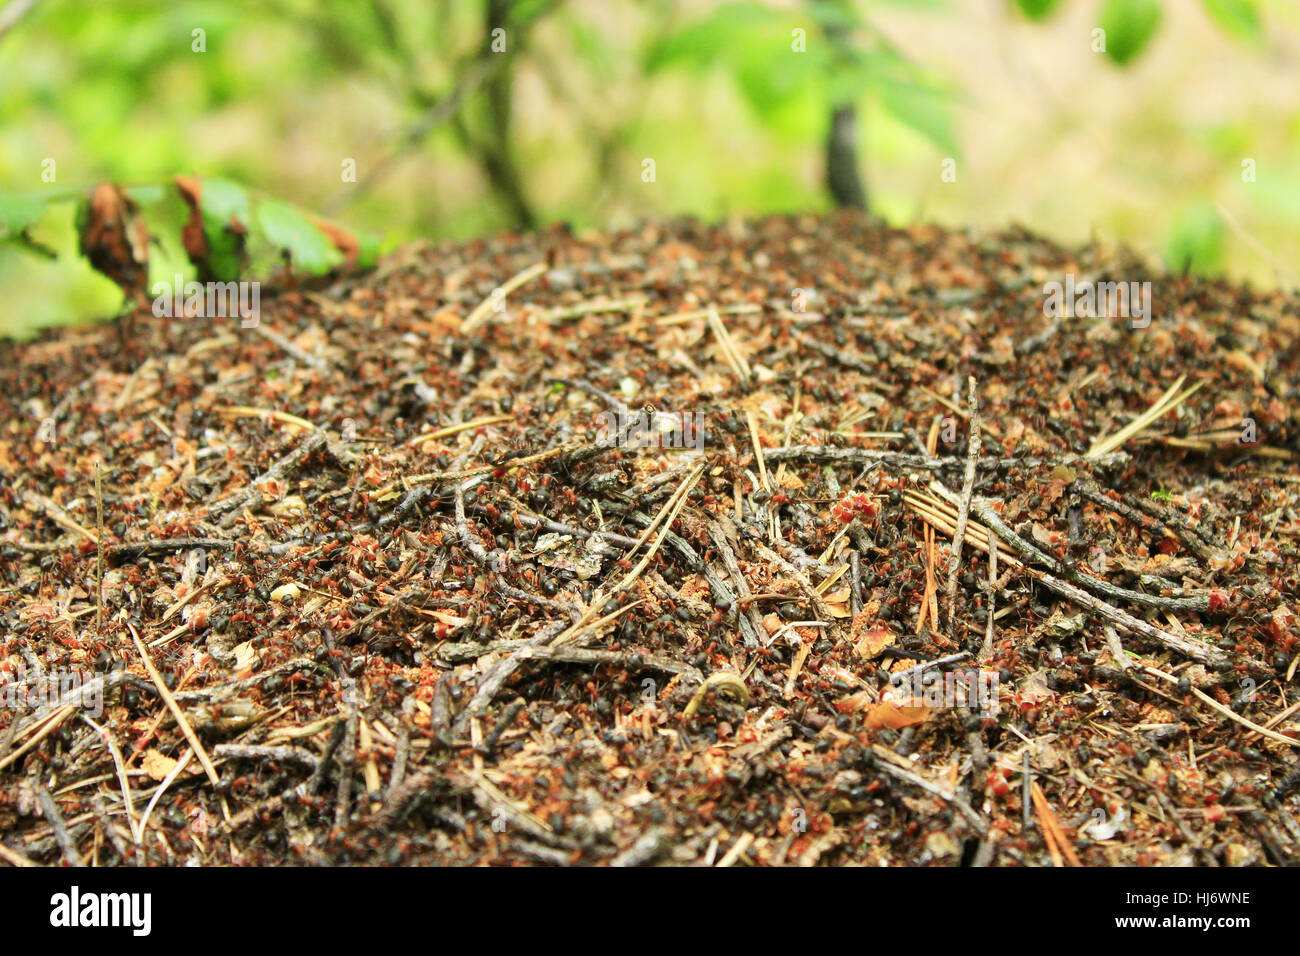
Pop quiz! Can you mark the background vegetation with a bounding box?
[1,0,1296,337]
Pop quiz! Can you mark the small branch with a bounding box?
[980,524,998,661]
[945,376,980,619]
[1022,752,1033,832]
[914,487,1224,665]
[210,429,331,526]
[1024,559,1221,665]
[109,537,234,563]
[459,770,578,849]
[707,522,765,649]
[81,714,139,843]
[451,621,566,737]
[21,490,97,543]
[309,719,346,796]
[333,679,359,832]
[481,507,640,549]
[871,746,987,836]
[930,482,1212,615]
[478,698,525,756]
[622,509,766,650]
[849,549,863,617]
[751,539,837,631]
[491,573,582,622]
[251,323,334,373]
[1075,479,1221,563]
[387,722,410,800]
[454,480,492,566]
[888,652,972,686]
[94,463,104,636]
[213,744,320,772]
[90,795,132,865]
[35,786,81,867]
[763,444,1129,474]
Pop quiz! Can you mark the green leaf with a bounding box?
[198,178,252,229]
[0,194,49,235]
[871,0,949,8]
[733,35,827,125]
[646,2,830,135]
[1100,0,1163,66]
[806,0,862,35]
[824,48,873,104]
[183,178,252,282]
[144,216,195,292]
[202,229,247,282]
[254,200,343,276]
[645,3,778,74]
[1201,0,1262,45]
[134,186,191,281]
[124,184,165,205]
[1164,203,1224,275]
[354,230,381,270]
[876,73,960,156]
[824,44,961,155]
[1014,0,1062,19]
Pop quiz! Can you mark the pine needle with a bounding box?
[408,415,514,447]
[707,306,751,386]
[1087,375,1203,458]
[460,261,546,333]
[212,405,316,432]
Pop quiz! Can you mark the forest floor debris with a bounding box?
[1,213,1298,866]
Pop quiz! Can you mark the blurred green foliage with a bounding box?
[1098,0,1163,66]
[1165,202,1225,275]
[0,0,1289,338]
[1200,0,1264,45]
[644,1,958,154]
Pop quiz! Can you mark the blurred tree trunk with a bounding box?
[826,104,867,210]
[478,0,537,229]
[817,0,868,211]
